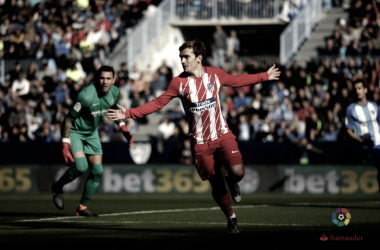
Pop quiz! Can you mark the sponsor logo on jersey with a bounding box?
[109,98,114,106]
[74,102,81,112]
[91,110,108,117]
[207,82,215,92]
[190,97,216,113]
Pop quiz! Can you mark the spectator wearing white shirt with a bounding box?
[158,116,175,140]
[129,65,141,81]
[226,30,240,67]
[12,73,30,96]
[238,115,250,141]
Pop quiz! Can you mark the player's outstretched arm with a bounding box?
[267,64,281,81]
[107,103,127,121]
[61,114,76,167]
[216,65,279,87]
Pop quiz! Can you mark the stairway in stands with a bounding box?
[294,7,347,64]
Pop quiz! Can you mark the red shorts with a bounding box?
[191,132,243,180]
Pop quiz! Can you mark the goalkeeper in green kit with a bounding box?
[51,66,133,216]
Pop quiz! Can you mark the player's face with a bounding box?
[99,71,115,93]
[180,48,202,73]
[354,82,367,100]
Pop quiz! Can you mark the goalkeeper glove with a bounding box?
[62,138,74,167]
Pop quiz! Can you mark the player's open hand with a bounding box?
[107,103,127,121]
[267,64,281,81]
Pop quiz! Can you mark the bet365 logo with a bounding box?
[332,207,351,226]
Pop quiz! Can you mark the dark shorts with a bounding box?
[191,132,243,180]
[362,145,380,167]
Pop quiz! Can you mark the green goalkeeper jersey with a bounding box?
[69,84,120,135]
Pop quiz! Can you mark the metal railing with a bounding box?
[127,0,175,72]
[175,0,280,20]
[280,0,322,65]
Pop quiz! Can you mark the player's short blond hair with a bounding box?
[179,40,206,65]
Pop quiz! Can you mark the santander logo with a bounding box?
[320,234,328,241]
[319,233,363,241]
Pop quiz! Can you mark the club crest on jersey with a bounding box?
[370,109,375,115]
[109,98,114,106]
[207,82,215,92]
[74,102,81,112]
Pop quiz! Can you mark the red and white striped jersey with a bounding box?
[125,66,268,144]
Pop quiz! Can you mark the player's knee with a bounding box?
[91,164,103,180]
[75,157,88,175]
[231,164,245,180]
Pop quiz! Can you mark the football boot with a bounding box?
[227,217,239,234]
[75,207,99,217]
[51,182,64,210]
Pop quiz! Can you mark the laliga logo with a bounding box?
[332,207,351,227]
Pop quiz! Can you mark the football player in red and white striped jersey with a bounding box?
[107,40,280,233]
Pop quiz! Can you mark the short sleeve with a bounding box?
[345,106,354,129]
[69,90,90,119]
[377,104,380,123]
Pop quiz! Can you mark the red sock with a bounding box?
[212,190,233,218]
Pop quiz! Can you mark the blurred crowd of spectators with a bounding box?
[0,0,162,143]
[320,0,380,58]
[0,57,175,144]
[0,0,162,63]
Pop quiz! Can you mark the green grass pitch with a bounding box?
[0,194,379,246]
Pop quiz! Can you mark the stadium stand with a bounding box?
[1,0,371,164]
[0,0,162,143]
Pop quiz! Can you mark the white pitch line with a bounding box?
[55,221,327,226]
[40,220,379,228]
[15,200,379,223]
[290,201,380,205]
[16,205,268,222]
